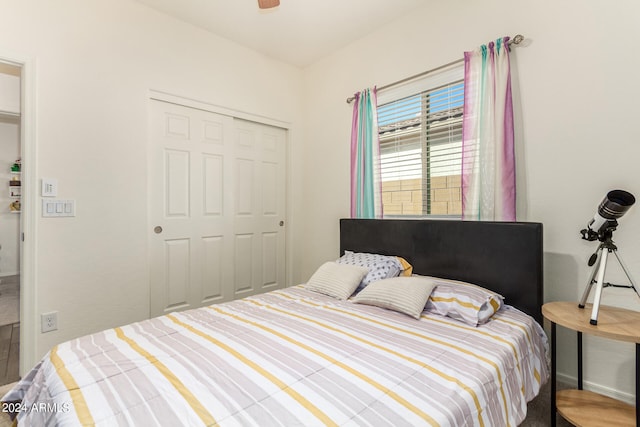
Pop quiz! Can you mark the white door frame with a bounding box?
[0,52,38,374]
[147,89,294,297]
[149,90,291,130]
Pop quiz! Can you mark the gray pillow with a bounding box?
[305,262,369,300]
[352,276,436,319]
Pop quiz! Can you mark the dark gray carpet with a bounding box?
[522,380,573,426]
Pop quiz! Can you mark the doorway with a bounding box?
[0,61,21,386]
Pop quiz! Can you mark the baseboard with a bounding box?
[557,372,635,405]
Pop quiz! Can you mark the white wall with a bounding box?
[0,0,305,367]
[300,0,640,402]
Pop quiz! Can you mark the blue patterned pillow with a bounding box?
[336,251,403,291]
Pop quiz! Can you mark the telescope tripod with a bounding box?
[579,237,640,325]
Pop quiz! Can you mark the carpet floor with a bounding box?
[522,380,573,426]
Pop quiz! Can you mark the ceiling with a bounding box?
[135,0,427,67]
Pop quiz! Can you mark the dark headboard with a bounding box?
[340,219,544,324]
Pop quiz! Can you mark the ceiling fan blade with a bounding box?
[258,0,280,9]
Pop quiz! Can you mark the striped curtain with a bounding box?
[350,87,383,218]
[462,37,516,221]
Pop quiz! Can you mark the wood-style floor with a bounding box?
[0,275,20,386]
[0,322,19,386]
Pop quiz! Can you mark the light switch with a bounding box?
[42,199,76,217]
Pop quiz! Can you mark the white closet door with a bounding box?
[232,119,287,298]
[149,101,286,317]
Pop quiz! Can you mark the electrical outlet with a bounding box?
[41,311,58,333]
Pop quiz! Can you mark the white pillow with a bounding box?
[352,276,436,319]
[418,275,504,326]
[305,262,369,300]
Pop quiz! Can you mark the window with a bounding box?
[377,64,464,217]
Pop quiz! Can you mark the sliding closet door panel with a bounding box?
[150,100,234,317]
[150,100,287,317]
[233,119,286,297]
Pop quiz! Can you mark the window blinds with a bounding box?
[378,79,464,215]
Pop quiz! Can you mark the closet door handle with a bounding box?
[154,226,163,234]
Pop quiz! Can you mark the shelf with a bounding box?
[557,389,636,427]
[7,162,22,212]
[542,301,640,343]
[544,301,640,427]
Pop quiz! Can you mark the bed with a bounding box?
[2,219,547,426]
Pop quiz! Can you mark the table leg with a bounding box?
[577,331,583,390]
[551,322,556,427]
[636,344,640,426]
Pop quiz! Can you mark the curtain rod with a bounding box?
[346,34,525,104]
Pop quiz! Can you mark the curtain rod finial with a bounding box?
[511,34,524,45]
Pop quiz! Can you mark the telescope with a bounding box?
[578,189,638,325]
[580,190,635,242]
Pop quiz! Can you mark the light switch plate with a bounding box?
[41,178,58,197]
[42,199,75,217]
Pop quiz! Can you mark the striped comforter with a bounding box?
[3,285,548,426]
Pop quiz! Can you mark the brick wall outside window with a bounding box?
[381,175,461,216]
